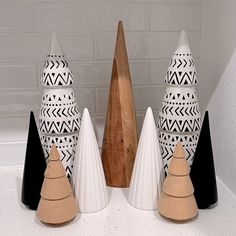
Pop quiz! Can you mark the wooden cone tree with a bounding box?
[190,111,218,209]
[158,142,198,221]
[101,21,138,187]
[36,145,77,225]
[21,111,47,210]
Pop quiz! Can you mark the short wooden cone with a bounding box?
[21,111,47,210]
[128,107,164,210]
[190,111,218,209]
[36,145,78,225]
[73,108,108,213]
[101,21,138,187]
[158,142,198,221]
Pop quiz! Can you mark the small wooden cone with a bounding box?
[101,21,138,187]
[158,142,198,221]
[36,145,78,225]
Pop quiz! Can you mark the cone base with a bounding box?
[37,194,78,224]
[158,192,198,221]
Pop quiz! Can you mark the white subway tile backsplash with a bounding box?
[0,90,41,116]
[74,88,96,113]
[0,1,203,143]
[34,3,148,32]
[0,63,38,90]
[133,86,164,111]
[150,3,202,31]
[71,60,148,87]
[95,32,201,60]
[96,87,109,113]
[0,33,93,61]
[150,59,169,85]
[0,3,33,32]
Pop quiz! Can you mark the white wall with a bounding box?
[0,0,203,148]
[201,0,236,194]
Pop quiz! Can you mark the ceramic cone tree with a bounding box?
[158,142,198,221]
[157,30,201,174]
[101,21,138,187]
[73,108,108,213]
[190,111,218,209]
[21,111,47,210]
[39,33,81,179]
[36,145,77,224]
[128,107,164,210]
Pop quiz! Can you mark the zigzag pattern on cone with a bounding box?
[157,30,201,174]
[39,33,81,179]
[39,118,81,134]
[165,70,197,85]
[158,117,201,133]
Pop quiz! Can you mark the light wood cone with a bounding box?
[101,21,138,187]
[36,145,78,224]
[158,142,198,221]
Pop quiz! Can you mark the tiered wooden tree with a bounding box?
[73,108,108,213]
[158,142,198,221]
[39,33,81,179]
[157,30,201,174]
[21,111,46,210]
[36,145,77,225]
[190,111,218,209]
[101,21,138,187]
[128,107,164,210]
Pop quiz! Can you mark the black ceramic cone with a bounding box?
[21,111,46,210]
[190,111,218,209]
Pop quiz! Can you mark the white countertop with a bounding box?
[0,166,236,236]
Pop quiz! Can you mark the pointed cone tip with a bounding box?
[49,144,60,161]
[178,30,189,47]
[82,107,90,121]
[50,32,64,56]
[173,142,185,158]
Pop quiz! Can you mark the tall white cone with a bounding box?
[128,107,164,210]
[73,108,108,213]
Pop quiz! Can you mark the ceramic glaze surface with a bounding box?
[39,34,81,179]
[157,30,201,173]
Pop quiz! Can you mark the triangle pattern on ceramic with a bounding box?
[165,30,198,86]
[21,111,47,210]
[41,33,74,87]
[190,111,218,209]
[128,107,164,210]
[73,108,108,213]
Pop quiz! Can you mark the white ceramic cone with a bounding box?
[73,108,108,213]
[128,107,164,210]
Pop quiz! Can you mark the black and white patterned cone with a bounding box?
[157,30,201,174]
[39,33,81,179]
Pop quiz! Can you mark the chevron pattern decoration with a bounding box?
[157,30,201,174]
[41,55,74,87]
[41,134,79,179]
[159,131,199,172]
[39,33,81,179]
